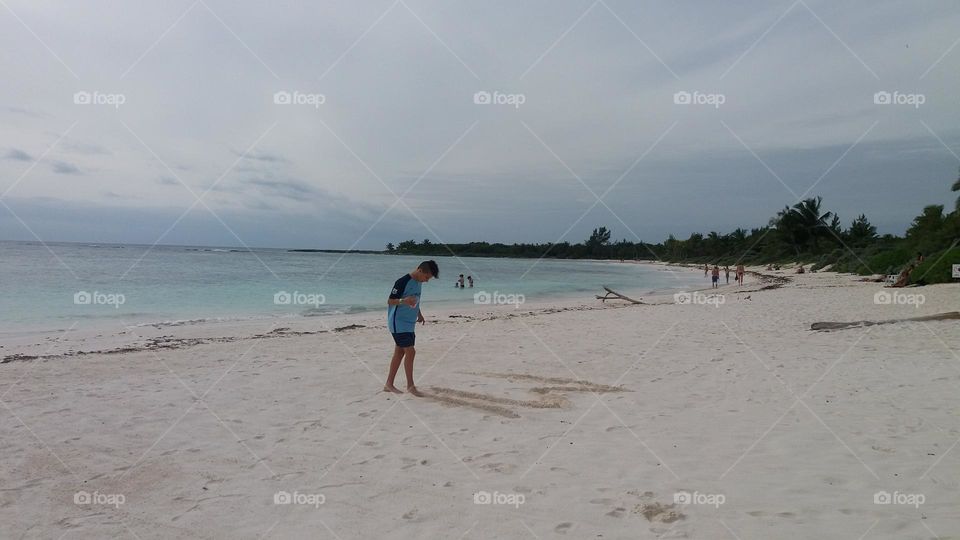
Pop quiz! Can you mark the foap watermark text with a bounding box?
[74,490,125,508]
[674,491,725,508]
[74,91,126,109]
[874,490,924,508]
[674,291,725,307]
[274,490,325,508]
[474,490,525,508]
[274,291,325,308]
[873,91,925,108]
[74,290,125,309]
[474,290,525,308]
[874,290,924,308]
[473,90,525,108]
[674,90,725,108]
[274,90,325,108]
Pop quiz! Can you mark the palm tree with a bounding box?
[790,197,834,252]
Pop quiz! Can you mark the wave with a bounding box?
[300,304,378,317]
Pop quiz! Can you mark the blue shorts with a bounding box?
[392,332,415,348]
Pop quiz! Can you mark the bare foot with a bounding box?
[407,385,424,397]
[383,385,403,394]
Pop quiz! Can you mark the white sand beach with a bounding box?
[2,267,958,539]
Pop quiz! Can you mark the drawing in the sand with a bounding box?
[418,372,628,418]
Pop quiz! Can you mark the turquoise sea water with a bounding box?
[0,241,700,332]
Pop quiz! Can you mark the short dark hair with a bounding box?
[419,260,439,278]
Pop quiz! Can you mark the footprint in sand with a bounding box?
[606,507,627,518]
[634,501,684,523]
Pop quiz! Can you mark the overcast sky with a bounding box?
[1,0,958,249]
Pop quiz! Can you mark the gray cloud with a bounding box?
[50,160,82,175]
[235,149,288,163]
[61,140,111,155]
[0,0,957,248]
[4,148,33,161]
[243,178,318,199]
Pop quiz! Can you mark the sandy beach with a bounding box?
[2,266,958,539]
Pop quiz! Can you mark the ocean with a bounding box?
[0,241,700,333]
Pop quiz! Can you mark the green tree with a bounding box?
[587,227,611,247]
[385,242,395,253]
[846,214,877,247]
[776,197,835,254]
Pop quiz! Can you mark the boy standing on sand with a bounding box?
[384,260,438,396]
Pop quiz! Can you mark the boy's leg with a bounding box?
[384,345,404,393]
[403,346,423,396]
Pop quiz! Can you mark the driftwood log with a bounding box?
[596,286,643,304]
[811,311,960,331]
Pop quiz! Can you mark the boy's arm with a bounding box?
[387,277,405,306]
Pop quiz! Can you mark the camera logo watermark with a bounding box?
[74,291,125,309]
[674,291,725,308]
[874,490,924,508]
[274,291,325,308]
[473,90,526,109]
[274,490,325,508]
[873,91,925,108]
[952,264,960,278]
[673,90,725,109]
[73,91,126,109]
[673,491,725,508]
[273,90,325,108]
[473,490,525,508]
[74,490,125,508]
[874,290,924,308]
[474,290,525,308]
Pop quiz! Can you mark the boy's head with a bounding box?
[414,260,439,282]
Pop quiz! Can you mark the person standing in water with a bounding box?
[467,275,473,288]
[384,260,438,396]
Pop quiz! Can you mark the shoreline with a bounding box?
[0,261,706,359]
[1,262,945,365]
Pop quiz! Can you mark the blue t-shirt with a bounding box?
[387,274,422,333]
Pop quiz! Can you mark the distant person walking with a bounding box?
[711,265,720,288]
[704,264,709,277]
[724,265,730,284]
[384,260,438,397]
[736,264,745,286]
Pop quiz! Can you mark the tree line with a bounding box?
[388,172,960,284]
